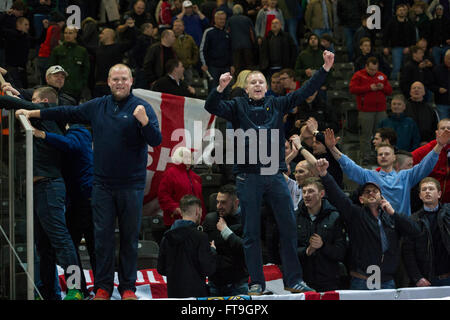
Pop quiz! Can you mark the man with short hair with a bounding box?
[158,195,216,298]
[373,127,398,150]
[49,26,90,103]
[202,184,248,296]
[412,118,450,203]
[0,86,82,300]
[377,94,421,152]
[430,49,450,120]
[405,81,439,144]
[172,18,199,86]
[16,64,162,301]
[144,29,177,88]
[349,56,392,165]
[204,50,335,295]
[266,72,285,97]
[324,127,449,216]
[296,177,346,292]
[400,45,434,98]
[315,158,420,290]
[200,10,233,90]
[382,4,416,80]
[152,58,196,97]
[402,177,450,287]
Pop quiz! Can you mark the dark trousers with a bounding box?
[34,178,80,300]
[66,197,96,296]
[236,172,303,291]
[91,182,144,295]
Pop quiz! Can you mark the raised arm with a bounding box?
[204,72,236,121]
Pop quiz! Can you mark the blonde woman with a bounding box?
[231,69,252,98]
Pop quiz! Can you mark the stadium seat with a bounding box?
[137,240,159,269]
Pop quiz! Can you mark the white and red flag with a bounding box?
[132,89,216,207]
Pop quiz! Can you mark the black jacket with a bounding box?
[296,198,347,291]
[259,30,297,71]
[321,173,420,282]
[402,204,450,285]
[405,99,439,143]
[383,18,416,48]
[430,63,450,105]
[151,74,194,97]
[157,220,216,298]
[143,43,177,85]
[202,210,248,286]
[399,60,434,98]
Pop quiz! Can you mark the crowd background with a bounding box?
[0,0,449,299]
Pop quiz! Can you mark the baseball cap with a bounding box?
[358,181,382,197]
[46,65,68,78]
[183,1,193,7]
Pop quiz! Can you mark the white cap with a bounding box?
[46,65,68,78]
[182,0,193,8]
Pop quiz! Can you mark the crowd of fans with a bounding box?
[0,0,449,300]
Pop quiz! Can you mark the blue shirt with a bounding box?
[338,149,439,216]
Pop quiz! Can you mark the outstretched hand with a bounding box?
[218,72,232,92]
[324,128,340,149]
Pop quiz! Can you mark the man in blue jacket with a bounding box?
[204,50,335,295]
[17,63,162,300]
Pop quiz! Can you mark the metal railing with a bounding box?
[0,74,35,300]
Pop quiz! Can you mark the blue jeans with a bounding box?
[235,172,303,291]
[34,178,79,300]
[285,18,299,49]
[91,182,144,295]
[343,27,357,62]
[209,278,249,296]
[431,46,450,65]
[436,104,450,120]
[390,47,404,80]
[350,277,396,290]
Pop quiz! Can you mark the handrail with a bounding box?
[0,72,35,300]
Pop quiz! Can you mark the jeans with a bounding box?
[431,46,450,65]
[343,27,357,62]
[436,104,450,121]
[209,278,249,297]
[285,18,299,49]
[91,182,144,295]
[34,178,80,300]
[235,172,303,291]
[350,277,396,290]
[390,47,404,80]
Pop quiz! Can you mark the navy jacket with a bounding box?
[45,125,93,202]
[40,93,162,189]
[200,26,232,68]
[204,67,328,174]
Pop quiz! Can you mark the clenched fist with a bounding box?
[133,105,149,126]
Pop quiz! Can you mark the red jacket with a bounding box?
[38,24,62,58]
[349,69,392,112]
[158,163,206,226]
[412,140,450,203]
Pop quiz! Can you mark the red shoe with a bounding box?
[93,288,110,300]
[121,290,138,300]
